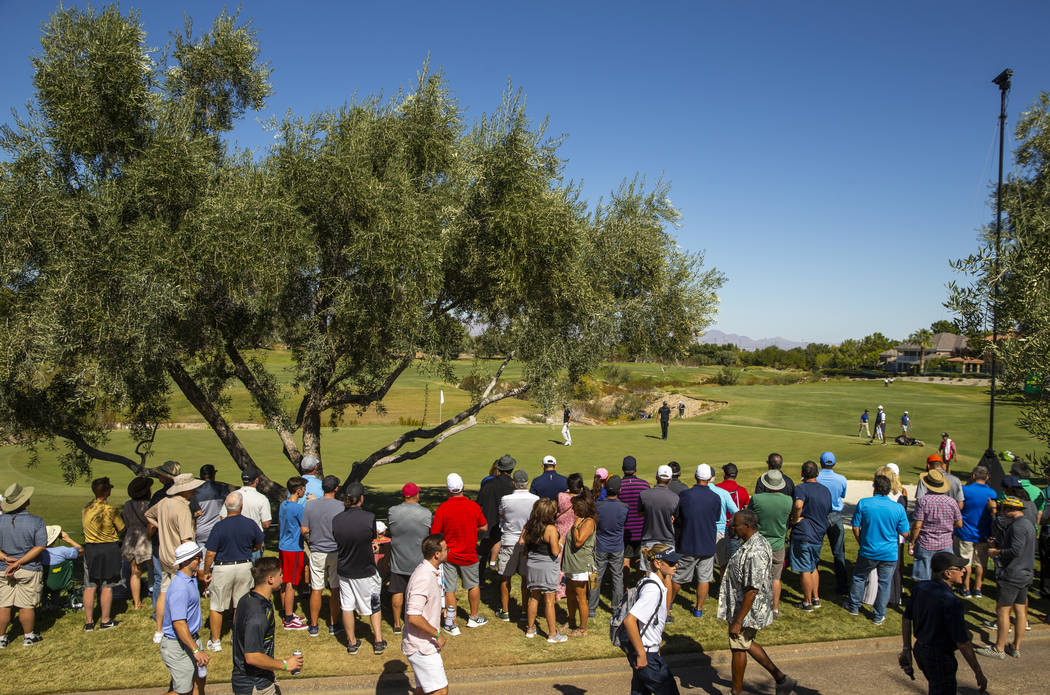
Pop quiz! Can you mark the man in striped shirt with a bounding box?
[618,456,651,577]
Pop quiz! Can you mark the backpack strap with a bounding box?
[634,578,663,639]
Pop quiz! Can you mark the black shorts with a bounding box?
[996,580,1030,606]
[913,644,957,695]
[623,539,641,560]
[388,572,411,595]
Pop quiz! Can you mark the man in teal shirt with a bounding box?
[843,474,910,625]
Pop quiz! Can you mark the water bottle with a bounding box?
[290,650,302,675]
[197,664,207,679]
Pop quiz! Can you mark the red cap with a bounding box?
[926,454,943,465]
[401,482,420,498]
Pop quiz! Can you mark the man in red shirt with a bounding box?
[717,463,750,521]
[430,473,488,635]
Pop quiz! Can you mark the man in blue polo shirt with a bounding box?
[299,456,324,502]
[816,451,850,595]
[955,466,998,598]
[160,542,210,695]
[201,492,264,651]
[529,455,568,501]
[671,464,724,618]
[790,461,831,611]
[843,474,910,625]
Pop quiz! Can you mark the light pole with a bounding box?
[981,68,1012,492]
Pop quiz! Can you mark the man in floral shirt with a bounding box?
[717,510,797,695]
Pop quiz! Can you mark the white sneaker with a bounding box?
[152,631,162,644]
[444,624,461,636]
[546,632,568,643]
[207,639,222,652]
[466,615,488,628]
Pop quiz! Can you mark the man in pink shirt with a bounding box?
[402,534,450,695]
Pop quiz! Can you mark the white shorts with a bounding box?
[339,572,381,615]
[567,572,590,582]
[406,650,448,693]
[308,550,339,590]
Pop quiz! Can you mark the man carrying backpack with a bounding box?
[616,545,682,695]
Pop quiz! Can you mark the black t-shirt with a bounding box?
[904,579,969,654]
[658,405,671,422]
[563,408,571,423]
[478,474,516,529]
[332,506,377,579]
[231,590,275,694]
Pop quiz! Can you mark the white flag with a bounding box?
[440,390,445,405]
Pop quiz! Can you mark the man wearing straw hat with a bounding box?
[160,541,210,695]
[910,469,962,582]
[147,473,204,644]
[0,482,47,647]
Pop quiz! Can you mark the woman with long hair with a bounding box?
[522,498,566,642]
[557,473,587,539]
[863,464,908,607]
[122,477,154,610]
[592,468,609,501]
[562,494,597,635]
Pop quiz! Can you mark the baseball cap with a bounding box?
[401,482,420,498]
[903,410,908,415]
[1002,475,1021,488]
[512,469,530,485]
[622,455,637,472]
[941,432,949,437]
[446,473,464,492]
[877,405,883,410]
[199,464,216,478]
[241,468,260,483]
[375,520,387,535]
[926,454,943,465]
[595,467,609,480]
[930,551,968,574]
[820,451,836,466]
[300,455,319,471]
[344,481,365,498]
[605,475,622,494]
[542,455,557,467]
[656,465,673,480]
[174,541,203,566]
[695,463,713,480]
[653,548,683,565]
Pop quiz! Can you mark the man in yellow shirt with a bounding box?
[82,478,124,630]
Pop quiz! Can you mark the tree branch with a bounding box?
[55,428,151,477]
[347,380,530,482]
[224,342,303,466]
[319,353,415,411]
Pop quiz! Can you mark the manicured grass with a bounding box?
[1,371,1044,692]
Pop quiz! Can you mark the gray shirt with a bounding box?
[499,490,539,546]
[0,510,47,572]
[639,484,680,545]
[301,497,344,553]
[998,516,1036,585]
[914,472,964,507]
[387,502,433,576]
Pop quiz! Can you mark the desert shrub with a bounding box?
[716,366,741,385]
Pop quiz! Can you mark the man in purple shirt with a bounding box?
[617,456,651,578]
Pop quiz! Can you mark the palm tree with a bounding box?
[908,329,934,375]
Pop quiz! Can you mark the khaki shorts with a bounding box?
[498,543,528,577]
[308,550,339,590]
[209,562,253,611]
[250,684,281,695]
[953,539,989,568]
[160,636,201,694]
[728,626,758,651]
[0,568,43,608]
[770,548,786,581]
[160,569,176,594]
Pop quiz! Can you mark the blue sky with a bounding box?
[3,1,1049,344]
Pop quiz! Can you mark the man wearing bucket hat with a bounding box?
[431,473,488,635]
[910,469,962,581]
[159,541,209,695]
[146,473,204,644]
[748,470,793,617]
[0,482,47,647]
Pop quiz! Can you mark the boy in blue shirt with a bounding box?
[278,477,308,629]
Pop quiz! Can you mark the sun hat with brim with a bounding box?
[1000,496,1026,510]
[46,525,62,547]
[156,460,182,477]
[496,454,516,472]
[1,482,34,513]
[128,477,153,500]
[173,541,203,565]
[920,469,950,494]
[167,474,205,496]
[760,470,786,491]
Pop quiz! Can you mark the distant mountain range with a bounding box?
[700,330,809,350]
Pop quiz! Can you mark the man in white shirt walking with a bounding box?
[402,534,450,695]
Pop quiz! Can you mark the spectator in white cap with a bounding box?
[159,541,209,695]
[299,455,324,502]
[702,464,739,568]
[638,466,680,610]
[670,464,724,619]
[430,473,488,635]
[530,455,568,501]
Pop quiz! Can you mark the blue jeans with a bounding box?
[150,555,162,619]
[845,556,896,620]
[912,545,939,581]
[825,511,849,592]
[629,651,680,695]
